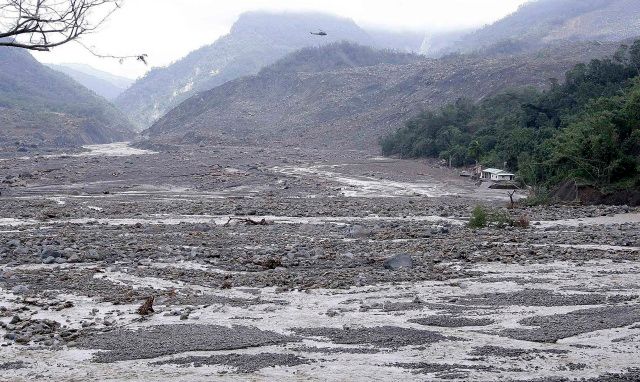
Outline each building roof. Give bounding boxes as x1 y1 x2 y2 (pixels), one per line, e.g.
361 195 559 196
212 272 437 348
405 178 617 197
482 168 515 176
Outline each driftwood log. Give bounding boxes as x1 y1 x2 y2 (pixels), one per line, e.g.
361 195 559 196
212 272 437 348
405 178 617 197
223 217 270 226
137 296 155 316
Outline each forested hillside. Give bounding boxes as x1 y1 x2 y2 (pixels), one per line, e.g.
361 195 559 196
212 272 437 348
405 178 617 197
0 48 134 147
381 41 640 192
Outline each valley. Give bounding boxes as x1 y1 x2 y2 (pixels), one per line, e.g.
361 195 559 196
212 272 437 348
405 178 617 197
0 143 638 381
2 1 640 380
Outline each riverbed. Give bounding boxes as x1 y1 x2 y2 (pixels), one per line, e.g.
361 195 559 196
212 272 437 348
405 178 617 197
0 143 638 381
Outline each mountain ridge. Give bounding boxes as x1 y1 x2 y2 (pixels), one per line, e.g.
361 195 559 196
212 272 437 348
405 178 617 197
115 11 375 131
0 48 135 147
47 63 134 100
147 40 623 151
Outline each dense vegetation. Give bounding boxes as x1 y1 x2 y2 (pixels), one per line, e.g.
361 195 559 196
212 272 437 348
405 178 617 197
381 41 640 191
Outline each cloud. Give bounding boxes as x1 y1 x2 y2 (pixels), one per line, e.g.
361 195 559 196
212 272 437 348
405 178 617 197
32 0 528 78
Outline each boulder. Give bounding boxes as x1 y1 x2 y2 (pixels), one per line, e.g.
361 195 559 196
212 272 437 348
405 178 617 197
40 247 62 259
383 254 414 270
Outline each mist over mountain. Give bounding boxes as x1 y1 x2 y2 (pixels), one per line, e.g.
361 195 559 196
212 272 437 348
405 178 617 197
119 0 640 133
0 48 135 147
48 63 134 100
261 42 420 75
434 0 640 55
115 12 375 131
364 29 426 53
147 40 621 150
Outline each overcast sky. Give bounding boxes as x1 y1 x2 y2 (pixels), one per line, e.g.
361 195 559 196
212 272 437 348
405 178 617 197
32 0 530 79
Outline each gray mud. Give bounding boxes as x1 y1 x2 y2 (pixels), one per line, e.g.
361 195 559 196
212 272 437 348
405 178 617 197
292 326 456 348
0 361 27 370
78 325 297 362
290 345 381 354
409 316 494 327
391 362 502 378
453 289 636 307
1 143 639 381
502 306 640 343
151 352 312 373
515 369 640 382
470 345 569 358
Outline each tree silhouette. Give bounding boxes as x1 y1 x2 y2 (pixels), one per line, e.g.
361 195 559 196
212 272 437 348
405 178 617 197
0 0 146 62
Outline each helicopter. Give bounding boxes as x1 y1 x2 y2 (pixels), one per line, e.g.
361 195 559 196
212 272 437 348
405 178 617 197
310 30 327 36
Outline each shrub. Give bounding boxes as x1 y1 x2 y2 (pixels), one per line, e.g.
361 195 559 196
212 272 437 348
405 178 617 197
524 188 551 206
468 206 488 228
468 206 532 229
514 215 530 228
490 210 514 228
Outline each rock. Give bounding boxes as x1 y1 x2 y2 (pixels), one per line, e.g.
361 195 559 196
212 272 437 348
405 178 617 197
40 247 62 259
354 273 367 287
312 247 324 257
11 285 28 295
86 250 104 261
383 254 413 270
347 225 372 238
67 254 81 263
340 252 355 260
326 309 341 317
15 335 31 344
42 256 56 264
14 247 29 255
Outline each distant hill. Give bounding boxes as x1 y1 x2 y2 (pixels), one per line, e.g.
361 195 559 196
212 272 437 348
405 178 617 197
436 0 640 55
146 40 620 150
115 12 375 131
0 48 135 147
365 29 426 53
261 42 420 75
48 63 134 100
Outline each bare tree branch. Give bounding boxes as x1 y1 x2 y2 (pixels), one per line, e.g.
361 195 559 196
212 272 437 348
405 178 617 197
0 0 145 63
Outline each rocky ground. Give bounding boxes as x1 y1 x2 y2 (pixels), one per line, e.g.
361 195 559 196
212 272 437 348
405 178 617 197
0 142 639 381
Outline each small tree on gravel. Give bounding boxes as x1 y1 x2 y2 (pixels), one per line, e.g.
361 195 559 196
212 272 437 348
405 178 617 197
468 206 488 229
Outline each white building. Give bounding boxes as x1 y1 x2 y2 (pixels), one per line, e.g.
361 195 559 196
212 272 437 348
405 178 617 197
479 168 515 181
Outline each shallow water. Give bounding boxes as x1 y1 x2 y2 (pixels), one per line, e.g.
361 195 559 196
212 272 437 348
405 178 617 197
0 214 464 227
0 142 157 161
535 213 640 228
273 165 456 198
75 142 158 157
2 260 638 381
